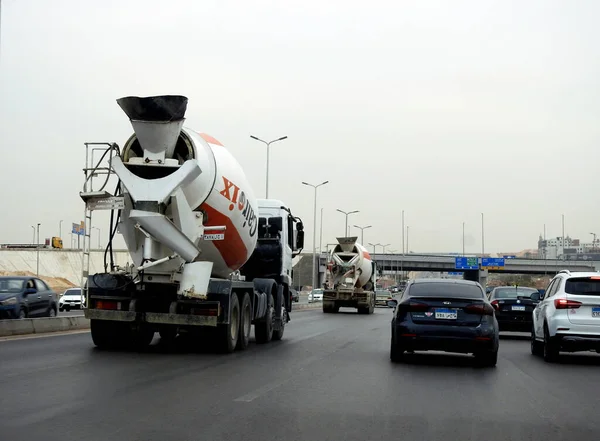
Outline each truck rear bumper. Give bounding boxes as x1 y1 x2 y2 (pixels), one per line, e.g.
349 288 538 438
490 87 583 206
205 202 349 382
84 308 218 327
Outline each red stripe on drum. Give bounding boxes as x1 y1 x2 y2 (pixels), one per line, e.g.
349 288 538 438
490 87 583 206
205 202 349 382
198 133 224 146
199 203 249 270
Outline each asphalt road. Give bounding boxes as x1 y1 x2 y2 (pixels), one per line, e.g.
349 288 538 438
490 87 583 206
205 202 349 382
1 307 600 441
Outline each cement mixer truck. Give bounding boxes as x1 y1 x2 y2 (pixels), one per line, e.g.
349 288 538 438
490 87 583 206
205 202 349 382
322 237 377 314
79 95 305 352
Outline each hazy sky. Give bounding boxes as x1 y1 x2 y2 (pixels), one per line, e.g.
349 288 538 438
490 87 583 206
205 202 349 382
1 0 599 254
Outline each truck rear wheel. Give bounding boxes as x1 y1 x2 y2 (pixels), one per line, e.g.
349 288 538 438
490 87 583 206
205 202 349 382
255 292 274 344
91 319 125 350
216 294 240 353
323 302 339 313
129 326 155 351
236 292 252 350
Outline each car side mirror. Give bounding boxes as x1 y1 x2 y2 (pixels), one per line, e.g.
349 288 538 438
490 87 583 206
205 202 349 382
530 292 541 302
387 299 398 308
24 288 36 295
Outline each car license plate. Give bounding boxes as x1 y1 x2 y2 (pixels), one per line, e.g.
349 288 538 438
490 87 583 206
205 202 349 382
512 305 526 311
435 308 457 320
592 307 600 318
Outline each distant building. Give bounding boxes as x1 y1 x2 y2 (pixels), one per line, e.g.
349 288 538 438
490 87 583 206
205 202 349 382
538 235 600 260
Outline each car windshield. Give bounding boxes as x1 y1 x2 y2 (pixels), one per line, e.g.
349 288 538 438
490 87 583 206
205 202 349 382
0 279 24 293
376 290 391 296
493 288 537 299
312 289 323 294
409 283 484 299
63 289 81 296
565 278 600 295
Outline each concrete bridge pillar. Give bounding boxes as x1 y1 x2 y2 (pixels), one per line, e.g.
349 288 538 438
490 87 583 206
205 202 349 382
463 269 488 287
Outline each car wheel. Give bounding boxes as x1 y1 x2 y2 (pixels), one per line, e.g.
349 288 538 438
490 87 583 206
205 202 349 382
18 308 26 319
48 307 56 318
390 336 405 363
475 350 498 367
530 326 543 356
543 325 559 363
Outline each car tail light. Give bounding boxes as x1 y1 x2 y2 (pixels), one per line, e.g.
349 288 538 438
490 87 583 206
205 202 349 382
554 298 582 309
397 301 429 312
465 303 495 316
490 300 499 310
408 302 430 312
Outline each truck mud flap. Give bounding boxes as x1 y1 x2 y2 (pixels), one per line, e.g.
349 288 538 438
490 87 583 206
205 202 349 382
85 309 138 322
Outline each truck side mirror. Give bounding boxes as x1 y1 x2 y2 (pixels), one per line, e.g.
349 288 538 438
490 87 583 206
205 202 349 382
530 292 541 302
296 230 305 249
295 221 304 249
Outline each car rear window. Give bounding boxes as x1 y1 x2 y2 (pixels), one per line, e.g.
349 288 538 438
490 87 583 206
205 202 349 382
493 288 537 299
409 283 484 299
565 278 600 295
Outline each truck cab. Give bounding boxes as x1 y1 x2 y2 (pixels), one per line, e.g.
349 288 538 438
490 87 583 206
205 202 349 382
239 199 304 310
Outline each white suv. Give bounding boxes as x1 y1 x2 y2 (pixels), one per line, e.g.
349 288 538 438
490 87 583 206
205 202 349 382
531 270 600 362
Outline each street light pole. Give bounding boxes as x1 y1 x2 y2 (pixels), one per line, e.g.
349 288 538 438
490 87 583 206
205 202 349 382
401 210 405 280
336 209 359 237
59 219 63 239
561 214 565 260
302 180 329 291
250 135 288 199
462 222 465 255
319 208 324 253
389 249 398 283
353 224 372 245
481 213 484 256
36 223 41 276
31 225 35 244
368 242 381 253
381 243 391 253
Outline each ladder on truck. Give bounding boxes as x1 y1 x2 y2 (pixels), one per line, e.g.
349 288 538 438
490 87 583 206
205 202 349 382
79 142 124 304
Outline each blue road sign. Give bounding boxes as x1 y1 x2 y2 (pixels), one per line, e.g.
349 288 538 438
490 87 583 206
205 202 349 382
448 272 464 276
455 257 479 270
482 257 505 268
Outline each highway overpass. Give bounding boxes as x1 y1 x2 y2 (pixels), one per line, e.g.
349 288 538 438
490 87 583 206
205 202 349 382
306 253 599 287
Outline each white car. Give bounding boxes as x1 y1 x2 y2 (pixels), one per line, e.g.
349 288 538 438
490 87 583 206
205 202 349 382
308 289 323 303
59 288 84 311
531 270 600 362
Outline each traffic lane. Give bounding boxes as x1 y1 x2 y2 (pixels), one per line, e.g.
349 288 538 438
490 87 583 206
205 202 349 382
1 310 600 440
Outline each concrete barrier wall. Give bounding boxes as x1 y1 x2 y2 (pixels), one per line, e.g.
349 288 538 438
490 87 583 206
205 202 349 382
0 249 132 285
0 316 90 337
0 304 322 337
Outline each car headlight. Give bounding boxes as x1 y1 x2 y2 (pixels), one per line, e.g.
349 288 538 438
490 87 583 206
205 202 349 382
0 297 18 305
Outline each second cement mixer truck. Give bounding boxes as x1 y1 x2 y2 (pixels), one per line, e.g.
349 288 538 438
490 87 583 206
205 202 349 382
322 237 377 314
79 95 305 353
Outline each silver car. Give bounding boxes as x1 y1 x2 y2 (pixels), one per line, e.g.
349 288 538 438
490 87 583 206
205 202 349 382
308 289 323 303
532 270 600 362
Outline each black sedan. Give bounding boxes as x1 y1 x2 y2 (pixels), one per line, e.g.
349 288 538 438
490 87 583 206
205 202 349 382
388 279 499 367
488 285 540 332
